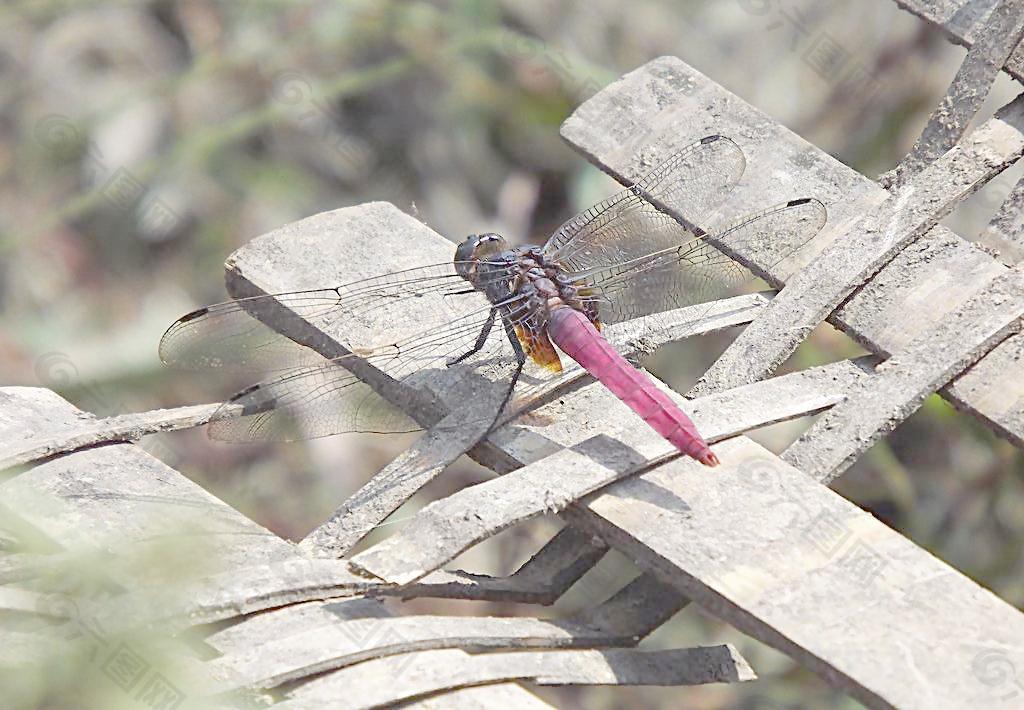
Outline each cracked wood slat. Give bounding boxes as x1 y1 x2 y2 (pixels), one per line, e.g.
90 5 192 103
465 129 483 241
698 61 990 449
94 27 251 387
895 0 1024 81
0 388 296 572
94 557 377 633
886 0 1024 187
390 525 609 605
94 528 599 629
560 56 1024 447
277 646 754 709
299 292 770 558
0 402 227 472
558 435 1024 710
979 171 1024 263
202 572 685 693
691 91 1024 395
298 411 494 559
348 359 870 585
206 572 680 657
785 263 1024 482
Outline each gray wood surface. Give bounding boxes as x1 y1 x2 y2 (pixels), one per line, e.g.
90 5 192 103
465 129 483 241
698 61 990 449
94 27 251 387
348 359 869 585
277 646 754 709
980 171 1024 262
201 572 687 694
886 0 1024 187
390 525 609 604
0 388 548 707
0 402 227 472
785 263 1024 482
564 436 1024 710
298 411 494 559
560 56 1024 449
694 91 1024 395
895 0 1024 81
0 388 295 572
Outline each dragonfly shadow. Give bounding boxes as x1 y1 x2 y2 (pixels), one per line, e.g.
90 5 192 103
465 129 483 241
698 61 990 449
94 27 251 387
612 476 693 517
571 435 693 517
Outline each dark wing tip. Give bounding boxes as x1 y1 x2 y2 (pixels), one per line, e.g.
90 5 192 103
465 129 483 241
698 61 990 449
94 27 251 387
701 134 724 144
177 306 209 323
225 383 279 416
158 307 210 364
786 197 826 212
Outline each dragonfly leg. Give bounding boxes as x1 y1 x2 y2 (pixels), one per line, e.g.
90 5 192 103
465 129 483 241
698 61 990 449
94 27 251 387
484 317 528 436
447 308 497 366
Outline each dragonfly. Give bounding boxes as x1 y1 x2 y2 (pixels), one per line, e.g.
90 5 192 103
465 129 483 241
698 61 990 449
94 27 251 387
160 135 826 467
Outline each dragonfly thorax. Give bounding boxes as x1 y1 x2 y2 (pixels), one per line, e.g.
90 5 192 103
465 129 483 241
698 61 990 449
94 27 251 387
454 235 596 325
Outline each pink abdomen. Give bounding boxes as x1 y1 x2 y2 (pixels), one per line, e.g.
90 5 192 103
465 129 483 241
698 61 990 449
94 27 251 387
547 306 718 467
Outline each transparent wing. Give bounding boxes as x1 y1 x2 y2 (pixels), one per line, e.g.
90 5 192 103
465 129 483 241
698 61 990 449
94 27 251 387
542 135 746 271
160 260 540 441
207 305 522 441
160 262 510 372
575 198 827 324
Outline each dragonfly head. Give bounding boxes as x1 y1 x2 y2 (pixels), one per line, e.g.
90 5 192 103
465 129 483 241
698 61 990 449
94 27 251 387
454 233 508 281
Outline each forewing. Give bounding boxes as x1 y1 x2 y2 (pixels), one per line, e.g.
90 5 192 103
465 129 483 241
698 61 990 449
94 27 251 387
207 304 523 441
161 258 546 441
576 198 827 324
160 262 503 372
542 135 746 271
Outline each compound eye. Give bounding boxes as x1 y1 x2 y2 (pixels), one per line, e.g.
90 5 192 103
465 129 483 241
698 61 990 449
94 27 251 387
455 235 483 279
455 235 482 261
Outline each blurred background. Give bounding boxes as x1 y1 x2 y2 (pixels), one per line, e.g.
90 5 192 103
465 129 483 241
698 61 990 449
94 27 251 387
2 0 1023 708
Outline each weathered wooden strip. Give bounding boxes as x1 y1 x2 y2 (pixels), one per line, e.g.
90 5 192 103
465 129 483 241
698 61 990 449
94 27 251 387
895 0 1024 81
691 91 1024 396
392 525 608 605
785 264 1024 482
560 435 1024 710
87 529 603 630
201 598 556 707
979 171 1024 263
202 571 689 694
348 359 869 585
886 0 1024 187
93 557 376 633
559 56 1024 447
0 389 297 571
568 570 689 640
205 608 636 693
277 646 754 709
298 412 494 559
0 402 228 472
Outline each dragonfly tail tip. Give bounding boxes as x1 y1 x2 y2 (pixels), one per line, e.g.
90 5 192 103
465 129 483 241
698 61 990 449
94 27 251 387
698 451 720 467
